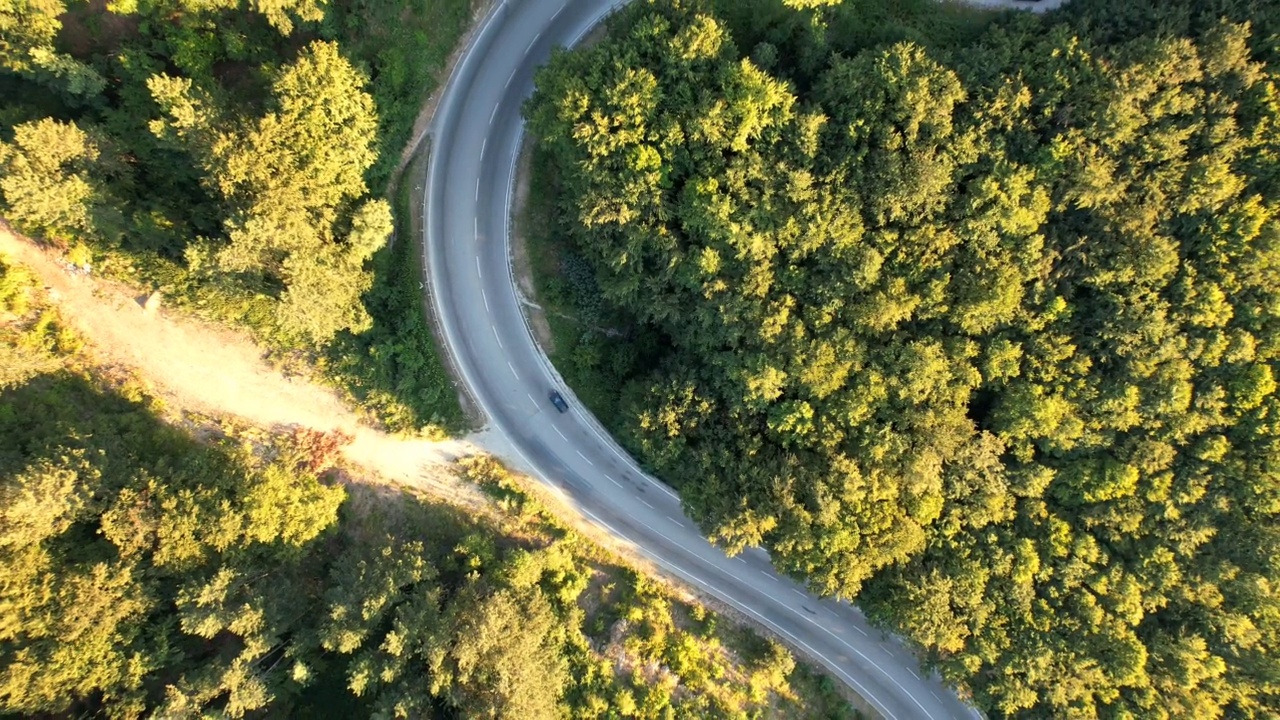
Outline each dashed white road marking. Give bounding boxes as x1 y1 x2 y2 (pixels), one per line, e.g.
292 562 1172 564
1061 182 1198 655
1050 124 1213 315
648 478 680 500
491 325 503 348
506 361 519 380
930 691 942 703
475 177 480 201
481 289 490 313
480 138 487 160
795 615 892 684
475 256 482 278
759 570 774 581
669 517 684 528
791 589 807 599
604 473 622 488
794 610 937 719
640 498 656 509
633 517 675 545
576 450 593 466
527 393 538 408
552 426 567 441
854 625 868 637
489 103 499 125
736 557 747 565
425 6 950 713
505 68 517 89
572 509 896 719
562 400 680 504
525 31 541 54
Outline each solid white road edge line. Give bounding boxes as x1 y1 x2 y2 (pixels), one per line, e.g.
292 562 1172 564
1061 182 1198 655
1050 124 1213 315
581 507 897 720
428 3 946 717
634 518 674 544
797 612 934 719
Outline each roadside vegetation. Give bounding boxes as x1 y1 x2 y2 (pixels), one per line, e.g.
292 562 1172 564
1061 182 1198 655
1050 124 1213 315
0 0 468 435
0 252 855 718
524 0 1280 716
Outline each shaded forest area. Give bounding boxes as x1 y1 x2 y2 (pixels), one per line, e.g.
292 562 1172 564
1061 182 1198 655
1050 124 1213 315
0 254 856 717
525 0 1280 716
0 0 468 433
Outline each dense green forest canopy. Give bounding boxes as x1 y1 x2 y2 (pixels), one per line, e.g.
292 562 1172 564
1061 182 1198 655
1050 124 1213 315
526 0 1280 716
0 256 853 718
1 0 390 343
0 0 470 433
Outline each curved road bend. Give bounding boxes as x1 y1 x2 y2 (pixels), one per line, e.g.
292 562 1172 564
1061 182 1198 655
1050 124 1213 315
424 1 987 718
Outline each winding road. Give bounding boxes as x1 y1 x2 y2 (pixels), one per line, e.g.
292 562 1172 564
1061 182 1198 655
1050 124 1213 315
422 1 1007 717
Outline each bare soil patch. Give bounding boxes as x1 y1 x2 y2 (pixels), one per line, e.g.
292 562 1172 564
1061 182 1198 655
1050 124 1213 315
401 147 484 427
0 224 473 489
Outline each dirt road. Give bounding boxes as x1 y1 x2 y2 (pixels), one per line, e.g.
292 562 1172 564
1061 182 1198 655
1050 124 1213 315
0 227 475 491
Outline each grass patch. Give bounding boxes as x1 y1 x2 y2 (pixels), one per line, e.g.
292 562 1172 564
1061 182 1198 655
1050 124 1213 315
323 148 469 435
329 0 474 192
520 147 654 432
304 0 477 434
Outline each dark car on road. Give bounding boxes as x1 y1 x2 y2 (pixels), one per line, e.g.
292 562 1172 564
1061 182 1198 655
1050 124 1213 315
549 390 569 413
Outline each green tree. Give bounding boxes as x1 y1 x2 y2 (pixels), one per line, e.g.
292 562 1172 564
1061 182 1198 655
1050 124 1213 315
432 585 569 719
526 0 1280 715
0 118 103 241
0 0 62 74
151 40 388 341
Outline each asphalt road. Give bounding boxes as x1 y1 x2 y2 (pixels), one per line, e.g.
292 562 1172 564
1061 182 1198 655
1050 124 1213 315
423 1 997 717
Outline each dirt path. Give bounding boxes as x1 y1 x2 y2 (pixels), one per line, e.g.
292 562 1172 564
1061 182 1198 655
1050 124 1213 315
0 226 476 492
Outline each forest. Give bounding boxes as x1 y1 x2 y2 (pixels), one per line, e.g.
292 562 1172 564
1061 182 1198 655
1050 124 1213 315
0 0 468 433
525 0 1280 716
0 0 861 716
0 254 855 717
